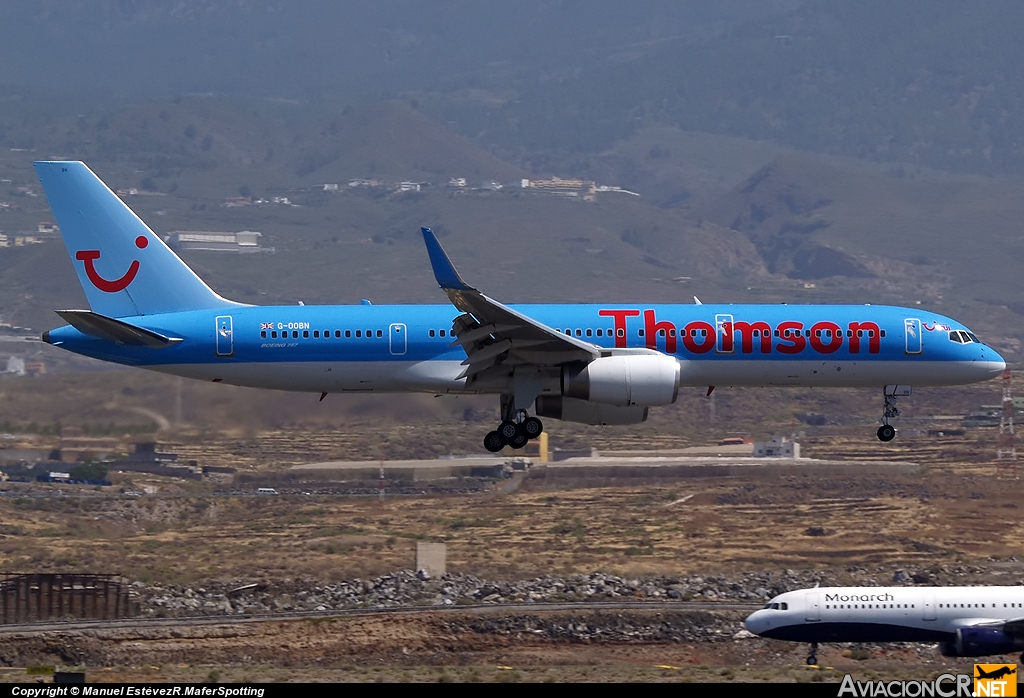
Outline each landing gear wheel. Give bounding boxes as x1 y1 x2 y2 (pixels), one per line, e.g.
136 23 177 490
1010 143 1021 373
498 420 519 441
523 416 544 440
877 424 896 442
806 654 817 666
508 429 529 450
484 431 506 453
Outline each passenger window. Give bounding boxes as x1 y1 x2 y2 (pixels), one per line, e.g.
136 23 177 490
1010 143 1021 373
429 330 435 337
617 329 624 337
565 329 572 335
313 331 319 338
596 329 603 337
659 329 666 337
669 329 676 337
303 330 309 338
292 331 299 338
781 602 787 610
261 331 267 339
335 330 341 338
377 330 383 338
586 329 592 337
345 330 351 338
356 330 361 337
365 329 371 337
271 331 277 338
638 329 644 337
880 330 886 337
576 329 582 337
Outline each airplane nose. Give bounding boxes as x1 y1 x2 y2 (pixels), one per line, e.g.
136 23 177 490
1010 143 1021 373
981 349 1007 379
744 610 768 635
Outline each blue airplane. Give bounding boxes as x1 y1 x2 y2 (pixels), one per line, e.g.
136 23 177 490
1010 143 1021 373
34 162 1005 451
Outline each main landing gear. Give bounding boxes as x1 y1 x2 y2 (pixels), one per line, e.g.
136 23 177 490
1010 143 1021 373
877 385 911 442
484 394 544 452
806 642 819 666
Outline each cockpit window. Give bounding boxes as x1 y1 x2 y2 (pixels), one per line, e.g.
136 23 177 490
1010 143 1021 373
948 330 979 344
781 602 788 610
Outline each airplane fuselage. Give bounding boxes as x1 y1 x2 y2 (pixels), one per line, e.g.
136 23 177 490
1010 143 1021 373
746 586 1024 658
44 302 1004 395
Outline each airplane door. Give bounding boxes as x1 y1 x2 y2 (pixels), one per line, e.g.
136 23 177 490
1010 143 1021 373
905 318 923 355
389 323 407 356
215 315 234 357
922 593 936 621
805 592 820 621
715 314 734 354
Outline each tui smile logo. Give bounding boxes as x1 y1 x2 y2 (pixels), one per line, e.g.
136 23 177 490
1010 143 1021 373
76 236 148 292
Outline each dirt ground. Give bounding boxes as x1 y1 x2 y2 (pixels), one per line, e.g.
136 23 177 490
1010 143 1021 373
0 373 1019 681
0 608 994 683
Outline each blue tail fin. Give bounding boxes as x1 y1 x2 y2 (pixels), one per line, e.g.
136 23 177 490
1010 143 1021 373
34 161 241 317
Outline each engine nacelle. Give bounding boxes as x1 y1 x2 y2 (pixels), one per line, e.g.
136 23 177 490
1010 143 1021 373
940 627 1024 657
535 396 648 425
562 354 680 407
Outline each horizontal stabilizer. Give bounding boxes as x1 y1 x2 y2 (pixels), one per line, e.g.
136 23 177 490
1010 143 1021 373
54 310 183 348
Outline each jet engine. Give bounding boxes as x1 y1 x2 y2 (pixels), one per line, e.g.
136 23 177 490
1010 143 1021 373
535 396 648 425
939 627 1024 657
561 354 680 407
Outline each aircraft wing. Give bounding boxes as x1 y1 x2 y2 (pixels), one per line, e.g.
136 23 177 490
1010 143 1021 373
972 615 1024 634
421 228 599 380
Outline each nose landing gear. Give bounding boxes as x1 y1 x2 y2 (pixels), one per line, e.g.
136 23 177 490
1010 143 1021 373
877 385 911 442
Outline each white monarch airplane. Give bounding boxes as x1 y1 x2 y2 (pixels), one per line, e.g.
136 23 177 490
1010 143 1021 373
32 161 1006 450
745 586 1024 665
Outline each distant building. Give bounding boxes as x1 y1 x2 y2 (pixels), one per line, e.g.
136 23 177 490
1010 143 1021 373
0 235 7 248
397 181 421 192
37 222 59 234
449 178 467 188
4 357 24 375
170 231 267 253
753 436 800 459
223 196 253 207
129 442 177 463
322 183 339 192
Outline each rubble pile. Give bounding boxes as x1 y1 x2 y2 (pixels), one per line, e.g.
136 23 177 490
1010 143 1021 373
135 563 1020 618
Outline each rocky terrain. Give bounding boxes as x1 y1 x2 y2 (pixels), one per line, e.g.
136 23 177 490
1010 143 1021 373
137 562 1024 618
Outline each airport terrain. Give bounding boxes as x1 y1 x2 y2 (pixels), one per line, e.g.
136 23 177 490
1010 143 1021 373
0 370 1018 680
